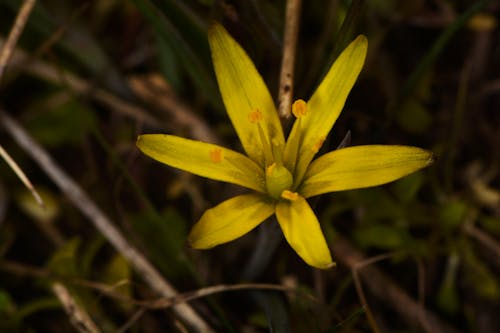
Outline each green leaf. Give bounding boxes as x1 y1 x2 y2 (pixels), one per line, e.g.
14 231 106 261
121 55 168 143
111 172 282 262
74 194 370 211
102 255 132 311
463 247 500 300
131 209 189 278
348 188 404 222
397 98 432 134
438 200 467 230
254 292 290 333
131 0 219 106
15 187 60 223
353 225 409 250
479 216 500 236
391 171 424 204
26 97 96 147
436 254 460 315
46 238 81 278
0 290 12 312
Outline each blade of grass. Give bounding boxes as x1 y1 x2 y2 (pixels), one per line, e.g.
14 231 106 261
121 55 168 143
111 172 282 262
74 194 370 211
131 0 220 107
393 0 493 110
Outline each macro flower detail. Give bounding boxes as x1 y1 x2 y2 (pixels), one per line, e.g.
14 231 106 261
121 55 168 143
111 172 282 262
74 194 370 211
137 23 433 269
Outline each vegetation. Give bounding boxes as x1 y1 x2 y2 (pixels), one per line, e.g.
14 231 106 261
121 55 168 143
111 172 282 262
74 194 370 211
0 1 499 332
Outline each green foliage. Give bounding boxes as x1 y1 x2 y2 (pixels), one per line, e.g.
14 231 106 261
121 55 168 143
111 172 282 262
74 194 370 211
131 208 190 278
1 0 499 331
26 97 96 147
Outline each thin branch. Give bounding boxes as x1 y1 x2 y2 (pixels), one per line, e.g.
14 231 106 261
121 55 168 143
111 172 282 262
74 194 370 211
352 253 394 333
332 237 460 333
128 74 220 143
463 223 500 262
0 0 37 81
0 144 44 207
278 0 302 118
52 282 101 333
0 38 159 127
0 110 214 333
0 259 312 311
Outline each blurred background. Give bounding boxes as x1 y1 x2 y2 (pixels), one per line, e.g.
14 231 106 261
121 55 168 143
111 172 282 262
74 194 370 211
1 0 499 332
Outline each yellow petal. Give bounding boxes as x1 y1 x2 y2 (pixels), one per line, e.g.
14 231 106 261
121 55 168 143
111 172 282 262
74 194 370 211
275 196 334 269
284 35 368 185
300 145 434 198
188 194 275 249
137 134 265 192
209 23 284 166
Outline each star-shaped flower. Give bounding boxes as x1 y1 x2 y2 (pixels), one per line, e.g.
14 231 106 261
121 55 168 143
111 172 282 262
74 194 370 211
137 23 433 269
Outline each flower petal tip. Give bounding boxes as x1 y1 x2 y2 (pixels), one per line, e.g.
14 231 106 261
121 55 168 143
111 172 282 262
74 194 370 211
426 152 436 166
187 234 211 250
323 261 337 270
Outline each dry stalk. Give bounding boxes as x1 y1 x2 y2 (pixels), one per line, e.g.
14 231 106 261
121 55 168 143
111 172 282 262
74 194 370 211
278 0 302 118
0 0 37 81
333 237 460 333
0 110 213 333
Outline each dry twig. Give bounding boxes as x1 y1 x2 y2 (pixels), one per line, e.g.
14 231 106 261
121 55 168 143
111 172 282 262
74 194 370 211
0 110 213 333
0 0 37 81
278 0 302 118
0 144 44 207
128 74 220 143
333 237 460 333
52 282 101 333
0 38 159 126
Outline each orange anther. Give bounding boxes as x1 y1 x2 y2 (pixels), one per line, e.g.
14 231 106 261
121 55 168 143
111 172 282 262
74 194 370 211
281 190 299 201
292 99 307 118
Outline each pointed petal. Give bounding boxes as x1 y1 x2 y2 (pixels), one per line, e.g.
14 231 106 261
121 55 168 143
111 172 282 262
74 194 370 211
300 145 434 198
275 196 334 269
284 36 368 185
137 134 265 192
188 194 275 249
209 23 284 166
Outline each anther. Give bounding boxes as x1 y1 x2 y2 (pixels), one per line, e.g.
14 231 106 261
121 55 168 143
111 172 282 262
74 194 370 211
292 99 307 118
281 190 299 201
266 163 276 176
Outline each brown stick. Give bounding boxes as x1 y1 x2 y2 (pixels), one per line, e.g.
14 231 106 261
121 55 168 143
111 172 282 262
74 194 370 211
0 40 159 127
278 0 302 118
0 110 214 333
0 144 44 207
0 0 37 81
332 237 460 333
52 282 101 333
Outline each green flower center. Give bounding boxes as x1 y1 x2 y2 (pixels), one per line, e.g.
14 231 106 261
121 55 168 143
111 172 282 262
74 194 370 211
265 163 293 199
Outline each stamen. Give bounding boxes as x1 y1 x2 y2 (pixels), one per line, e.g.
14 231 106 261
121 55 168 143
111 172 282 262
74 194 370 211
311 137 326 153
292 99 307 118
248 109 263 123
209 148 223 163
281 190 299 201
271 138 284 165
249 108 273 165
266 163 276 176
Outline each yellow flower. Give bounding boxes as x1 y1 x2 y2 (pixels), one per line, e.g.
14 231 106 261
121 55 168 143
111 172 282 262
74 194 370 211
137 23 433 269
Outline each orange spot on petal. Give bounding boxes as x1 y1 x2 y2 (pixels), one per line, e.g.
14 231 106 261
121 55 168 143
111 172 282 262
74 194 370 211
209 148 223 163
311 137 325 153
248 109 263 123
